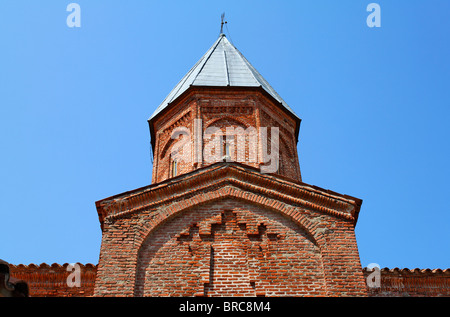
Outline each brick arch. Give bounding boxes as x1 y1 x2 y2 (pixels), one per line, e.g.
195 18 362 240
134 186 327 252
94 172 367 297
160 128 190 159
133 192 327 296
160 137 176 159
204 116 249 131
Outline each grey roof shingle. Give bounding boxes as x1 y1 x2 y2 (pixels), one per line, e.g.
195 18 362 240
148 34 299 121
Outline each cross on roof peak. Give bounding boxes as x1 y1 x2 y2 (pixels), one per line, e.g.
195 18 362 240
220 13 227 35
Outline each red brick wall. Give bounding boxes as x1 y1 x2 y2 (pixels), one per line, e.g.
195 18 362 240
8 263 96 297
10 260 450 297
364 268 450 297
94 163 367 297
8 263 449 297
134 199 326 297
150 87 301 184
93 86 365 297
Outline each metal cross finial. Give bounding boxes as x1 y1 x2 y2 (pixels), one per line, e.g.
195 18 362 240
220 13 227 34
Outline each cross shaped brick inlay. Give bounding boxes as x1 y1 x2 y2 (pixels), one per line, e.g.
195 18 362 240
175 210 281 296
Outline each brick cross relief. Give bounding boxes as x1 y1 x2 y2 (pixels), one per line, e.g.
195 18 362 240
176 210 281 296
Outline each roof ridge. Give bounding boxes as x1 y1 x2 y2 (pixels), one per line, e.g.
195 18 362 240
226 36 260 87
191 35 224 85
230 39 294 114
223 50 230 86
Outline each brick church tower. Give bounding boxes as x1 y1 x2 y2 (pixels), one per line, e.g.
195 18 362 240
93 33 367 296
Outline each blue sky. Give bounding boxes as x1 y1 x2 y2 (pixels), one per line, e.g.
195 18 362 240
1 1 449 271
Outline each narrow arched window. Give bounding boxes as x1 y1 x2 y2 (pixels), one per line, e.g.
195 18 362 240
222 140 231 161
171 159 177 177
225 142 230 157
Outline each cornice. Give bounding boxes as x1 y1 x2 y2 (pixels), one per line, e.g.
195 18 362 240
96 162 362 229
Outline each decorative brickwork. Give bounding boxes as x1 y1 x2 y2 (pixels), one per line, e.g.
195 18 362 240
94 76 365 296
134 200 326 297
8 263 96 297
94 162 366 297
6 263 449 297
150 87 301 184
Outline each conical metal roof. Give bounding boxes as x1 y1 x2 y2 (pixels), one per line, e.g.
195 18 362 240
149 33 299 121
